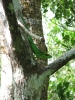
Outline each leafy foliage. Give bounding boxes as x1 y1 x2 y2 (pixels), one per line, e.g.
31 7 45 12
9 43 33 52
42 0 75 27
42 0 75 100
47 66 75 100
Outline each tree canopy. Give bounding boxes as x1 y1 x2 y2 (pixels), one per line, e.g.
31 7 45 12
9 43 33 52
41 0 75 100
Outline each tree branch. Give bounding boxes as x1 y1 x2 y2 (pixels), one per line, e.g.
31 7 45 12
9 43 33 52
18 20 42 40
42 48 75 76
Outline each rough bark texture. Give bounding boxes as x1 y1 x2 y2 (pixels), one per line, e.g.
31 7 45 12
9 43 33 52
20 0 49 99
1 0 49 100
0 11 13 100
20 0 48 66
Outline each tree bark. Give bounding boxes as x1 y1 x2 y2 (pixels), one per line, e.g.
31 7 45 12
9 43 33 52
1 0 49 99
20 0 49 99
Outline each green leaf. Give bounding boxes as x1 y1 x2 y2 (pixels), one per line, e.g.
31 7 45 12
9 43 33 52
63 35 70 41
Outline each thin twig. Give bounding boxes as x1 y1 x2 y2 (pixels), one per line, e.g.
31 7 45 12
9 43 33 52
17 20 42 40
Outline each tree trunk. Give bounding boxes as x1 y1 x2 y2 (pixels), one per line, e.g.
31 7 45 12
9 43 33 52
0 13 13 100
20 0 48 66
1 0 49 100
20 0 49 99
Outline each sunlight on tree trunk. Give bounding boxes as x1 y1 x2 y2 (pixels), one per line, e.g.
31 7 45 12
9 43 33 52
0 16 13 99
